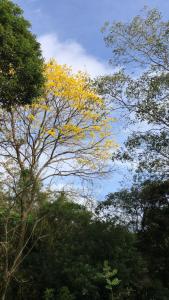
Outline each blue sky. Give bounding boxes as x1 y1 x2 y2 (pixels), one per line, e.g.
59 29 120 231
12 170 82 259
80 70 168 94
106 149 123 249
14 0 169 64
14 0 169 199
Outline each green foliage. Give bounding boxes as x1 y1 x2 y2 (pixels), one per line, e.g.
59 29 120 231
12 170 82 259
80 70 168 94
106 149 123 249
1 186 168 299
43 289 55 300
103 261 120 290
103 8 169 69
0 0 44 107
97 8 169 179
98 180 169 299
98 10 169 296
9 196 145 300
57 287 75 300
100 260 121 300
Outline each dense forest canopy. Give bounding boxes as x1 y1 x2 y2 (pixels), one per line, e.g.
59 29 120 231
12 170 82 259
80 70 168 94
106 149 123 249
0 0 44 107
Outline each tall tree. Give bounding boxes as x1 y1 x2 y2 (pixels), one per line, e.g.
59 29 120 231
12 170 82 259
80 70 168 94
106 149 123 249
97 8 169 179
0 0 44 107
0 60 115 299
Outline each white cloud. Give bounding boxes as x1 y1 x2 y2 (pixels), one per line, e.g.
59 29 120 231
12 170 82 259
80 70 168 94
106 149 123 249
38 33 113 77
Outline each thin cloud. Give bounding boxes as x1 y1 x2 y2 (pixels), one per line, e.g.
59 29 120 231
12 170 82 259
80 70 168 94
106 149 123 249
39 33 113 77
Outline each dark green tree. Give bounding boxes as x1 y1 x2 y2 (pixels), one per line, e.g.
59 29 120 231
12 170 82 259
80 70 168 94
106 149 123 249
12 194 147 300
138 181 169 299
98 180 169 299
96 187 143 232
0 0 44 107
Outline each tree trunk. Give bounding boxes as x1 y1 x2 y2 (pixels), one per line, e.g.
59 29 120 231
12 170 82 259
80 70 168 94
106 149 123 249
1 278 9 300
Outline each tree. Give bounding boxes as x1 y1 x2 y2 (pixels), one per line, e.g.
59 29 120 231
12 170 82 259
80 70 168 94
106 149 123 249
57 287 75 300
97 180 169 229
43 288 55 300
97 10 169 297
101 261 120 300
0 60 115 193
0 60 114 184
0 0 44 107
0 174 47 300
98 180 169 299
0 60 115 299
138 181 169 299
96 187 143 232
15 195 146 300
97 8 169 179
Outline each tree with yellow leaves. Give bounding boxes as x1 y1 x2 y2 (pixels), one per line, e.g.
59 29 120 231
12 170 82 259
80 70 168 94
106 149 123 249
0 61 116 299
0 60 116 187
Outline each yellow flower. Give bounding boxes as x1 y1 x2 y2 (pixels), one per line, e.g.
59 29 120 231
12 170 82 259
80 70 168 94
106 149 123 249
47 129 56 137
28 114 35 121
